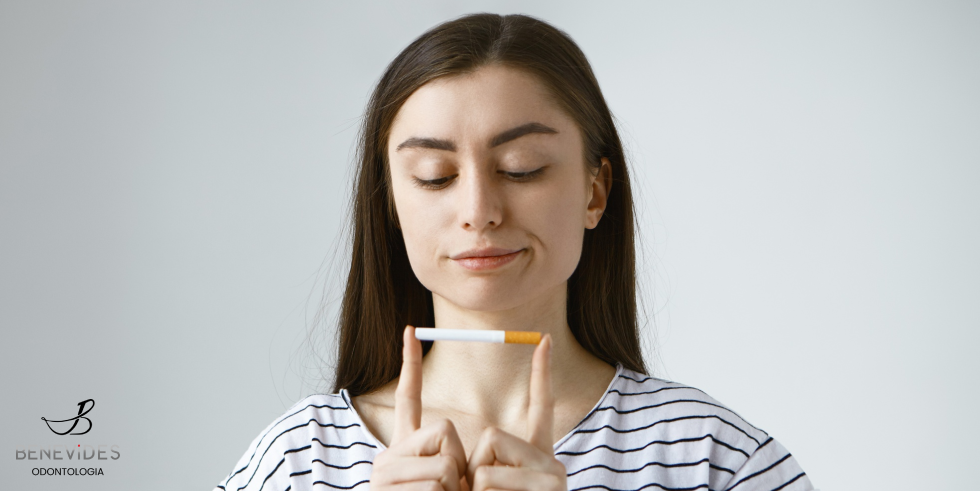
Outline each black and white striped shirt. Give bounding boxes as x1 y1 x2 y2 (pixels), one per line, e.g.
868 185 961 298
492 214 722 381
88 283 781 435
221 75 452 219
215 364 815 491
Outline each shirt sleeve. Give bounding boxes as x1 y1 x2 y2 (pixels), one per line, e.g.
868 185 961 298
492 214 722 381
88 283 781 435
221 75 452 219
212 409 299 491
719 436 816 491
213 425 273 491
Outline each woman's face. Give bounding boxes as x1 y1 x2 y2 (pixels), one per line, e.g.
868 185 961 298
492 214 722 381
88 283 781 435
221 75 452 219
387 64 609 312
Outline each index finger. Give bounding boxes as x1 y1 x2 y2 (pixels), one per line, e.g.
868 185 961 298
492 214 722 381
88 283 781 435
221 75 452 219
391 325 423 445
527 333 554 454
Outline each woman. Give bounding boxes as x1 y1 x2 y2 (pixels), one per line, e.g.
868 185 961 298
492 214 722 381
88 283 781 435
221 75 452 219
215 13 815 491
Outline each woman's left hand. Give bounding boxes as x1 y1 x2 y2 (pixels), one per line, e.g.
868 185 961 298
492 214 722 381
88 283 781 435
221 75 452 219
465 334 568 491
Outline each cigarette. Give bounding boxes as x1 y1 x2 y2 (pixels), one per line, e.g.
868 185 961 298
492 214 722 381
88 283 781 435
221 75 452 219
414 328 541 345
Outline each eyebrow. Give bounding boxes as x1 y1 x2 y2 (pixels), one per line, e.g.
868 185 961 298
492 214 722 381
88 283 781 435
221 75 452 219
395 122 558 152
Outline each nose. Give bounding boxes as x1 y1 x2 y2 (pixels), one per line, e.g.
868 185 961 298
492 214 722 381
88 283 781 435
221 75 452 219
457 164 503 232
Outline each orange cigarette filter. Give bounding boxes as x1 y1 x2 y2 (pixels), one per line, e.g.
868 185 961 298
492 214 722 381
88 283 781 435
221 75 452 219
504 331 542 344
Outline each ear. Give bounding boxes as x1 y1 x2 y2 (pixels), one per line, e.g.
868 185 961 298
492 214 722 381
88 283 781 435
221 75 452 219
585 158 612 229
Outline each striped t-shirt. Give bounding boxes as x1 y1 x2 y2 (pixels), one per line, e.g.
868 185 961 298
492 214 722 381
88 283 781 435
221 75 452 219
215 364 815 491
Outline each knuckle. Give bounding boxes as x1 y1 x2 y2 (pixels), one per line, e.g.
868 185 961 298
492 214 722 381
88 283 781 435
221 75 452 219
481 426 500 440
394 384 412 397
474 465 492 482
438 455 456 476
485 426 506 444
434 418 455 434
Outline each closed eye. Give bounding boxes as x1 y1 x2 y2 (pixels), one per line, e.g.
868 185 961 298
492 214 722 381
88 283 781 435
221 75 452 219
411 167 545 190
412 175 455 190
505 168 545 181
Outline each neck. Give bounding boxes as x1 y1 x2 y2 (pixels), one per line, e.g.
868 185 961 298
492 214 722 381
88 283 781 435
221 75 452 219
418 281 612 427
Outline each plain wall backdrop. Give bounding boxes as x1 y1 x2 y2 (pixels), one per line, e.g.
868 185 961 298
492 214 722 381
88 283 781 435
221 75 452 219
1 1 977 489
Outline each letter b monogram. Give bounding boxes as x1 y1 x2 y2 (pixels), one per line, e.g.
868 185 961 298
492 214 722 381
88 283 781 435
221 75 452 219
42 399 94 435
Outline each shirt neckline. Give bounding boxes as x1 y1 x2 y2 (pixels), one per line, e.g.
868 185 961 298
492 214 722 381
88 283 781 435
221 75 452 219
339 362 624 452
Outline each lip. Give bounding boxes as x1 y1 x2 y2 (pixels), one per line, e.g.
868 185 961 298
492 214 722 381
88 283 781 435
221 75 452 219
451 247 525 271
451 247 523 260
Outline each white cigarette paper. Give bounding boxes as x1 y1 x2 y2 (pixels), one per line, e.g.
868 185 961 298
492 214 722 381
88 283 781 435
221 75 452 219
414 327 541 344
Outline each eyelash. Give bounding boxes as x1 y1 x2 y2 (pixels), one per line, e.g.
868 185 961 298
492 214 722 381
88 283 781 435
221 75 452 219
412 168 545 190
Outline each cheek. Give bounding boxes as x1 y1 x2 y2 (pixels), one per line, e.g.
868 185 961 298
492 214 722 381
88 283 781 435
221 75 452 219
526 176 589 262
391 186 448 280
402 216 438 261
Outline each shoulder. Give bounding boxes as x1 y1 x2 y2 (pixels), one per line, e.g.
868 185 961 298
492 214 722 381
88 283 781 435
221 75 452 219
214 393 378 491
242 393 360 457
554 367 815 491
609 368 773 448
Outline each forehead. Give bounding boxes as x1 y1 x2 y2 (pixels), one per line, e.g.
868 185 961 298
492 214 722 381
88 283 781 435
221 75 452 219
388 65 574 147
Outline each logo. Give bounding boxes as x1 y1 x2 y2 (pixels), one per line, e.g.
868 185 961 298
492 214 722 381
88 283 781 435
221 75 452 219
15 398 120 477
41 399 94 436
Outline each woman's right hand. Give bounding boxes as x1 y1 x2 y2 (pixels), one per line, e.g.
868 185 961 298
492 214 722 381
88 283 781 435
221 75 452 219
369 325 469 491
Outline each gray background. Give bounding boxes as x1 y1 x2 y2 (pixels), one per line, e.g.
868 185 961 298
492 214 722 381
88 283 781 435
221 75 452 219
1 1 977 489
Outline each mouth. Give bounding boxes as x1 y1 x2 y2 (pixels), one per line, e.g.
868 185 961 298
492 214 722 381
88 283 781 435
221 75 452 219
451 247 523 260
452 249 525 271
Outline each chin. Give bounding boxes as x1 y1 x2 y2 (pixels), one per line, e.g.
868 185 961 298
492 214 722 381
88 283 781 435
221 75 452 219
434 289 525 312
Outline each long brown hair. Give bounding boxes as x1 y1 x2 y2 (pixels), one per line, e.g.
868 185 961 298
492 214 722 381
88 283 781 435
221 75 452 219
331 13 646 396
